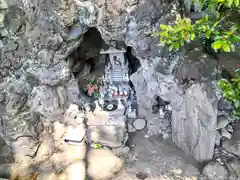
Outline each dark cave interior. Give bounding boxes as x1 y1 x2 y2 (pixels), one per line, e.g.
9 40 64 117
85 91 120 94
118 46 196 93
67 27 141 98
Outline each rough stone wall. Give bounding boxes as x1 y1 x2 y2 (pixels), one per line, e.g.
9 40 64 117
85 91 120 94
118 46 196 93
0 0 233 171
0 1 183 177
0 0 179 140
171 48 220 162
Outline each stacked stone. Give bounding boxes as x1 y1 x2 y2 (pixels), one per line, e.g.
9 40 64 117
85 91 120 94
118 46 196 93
215 98 238 147
84 102 128 148
146 104 172 140
203 127 240 180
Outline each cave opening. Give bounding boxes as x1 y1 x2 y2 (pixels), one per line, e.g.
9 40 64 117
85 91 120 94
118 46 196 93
67 27 141 103
125 46 141 75
68 27 106 77
125 46 141 94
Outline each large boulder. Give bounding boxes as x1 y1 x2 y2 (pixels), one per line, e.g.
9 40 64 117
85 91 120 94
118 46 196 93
172 84 217 162
172 49 219 162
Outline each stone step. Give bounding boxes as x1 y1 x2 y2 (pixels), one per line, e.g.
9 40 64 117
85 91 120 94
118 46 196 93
86 115 127 148
86 125 128 148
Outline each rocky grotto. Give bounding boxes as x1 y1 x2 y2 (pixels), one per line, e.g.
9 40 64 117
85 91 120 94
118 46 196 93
0 0 240 179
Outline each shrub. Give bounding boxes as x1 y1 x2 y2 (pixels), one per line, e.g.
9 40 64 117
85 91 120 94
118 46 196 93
153 0 240 116
153 0 240 52
218 67 240 116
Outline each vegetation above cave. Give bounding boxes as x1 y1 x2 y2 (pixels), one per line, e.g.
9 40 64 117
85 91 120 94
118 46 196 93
154 0 240 53
154 0 240 116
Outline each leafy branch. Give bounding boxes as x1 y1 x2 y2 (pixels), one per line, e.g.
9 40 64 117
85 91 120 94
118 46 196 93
218 67 240 116
153 0 240 52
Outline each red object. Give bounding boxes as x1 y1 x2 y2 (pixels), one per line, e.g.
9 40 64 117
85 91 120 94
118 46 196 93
87 86 94 96
237 64 240 68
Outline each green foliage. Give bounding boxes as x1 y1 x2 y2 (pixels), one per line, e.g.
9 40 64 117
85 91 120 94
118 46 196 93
153 0 240 52
197 0 239 9
218 68 240 116
92 142 104 149
153 15 194 51
154 0 240 116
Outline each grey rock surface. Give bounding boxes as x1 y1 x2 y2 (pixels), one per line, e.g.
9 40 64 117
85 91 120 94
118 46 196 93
125 132 200 178
175 48 218 83
222 129 240 157
217 116 229 129
0 164 11 179
28 85 63 117
172 84 217 162
221 128 232 139
218 98 235 111
215 131 222 147
202 162 228 180
66 78 89 106
0 0 180 146
25 61 71 86
225 157 240 179
4 75 32 115
171 49 219 162
0 0 235 178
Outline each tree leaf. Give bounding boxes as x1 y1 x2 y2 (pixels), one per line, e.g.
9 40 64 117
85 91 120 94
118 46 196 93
174 43 180 49
231 35 240 43
191 33 196 40
205 31 211 39
213 21 220 27
214 36 222 41
227 0 233 7
169 45 174 51
160 24 170 30
234 0 239 6
176 14 181 22
212 41 223 49
235 68 240 74
222 44 231 52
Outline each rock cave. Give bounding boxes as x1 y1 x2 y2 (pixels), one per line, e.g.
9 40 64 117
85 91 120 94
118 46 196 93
0 0 240 179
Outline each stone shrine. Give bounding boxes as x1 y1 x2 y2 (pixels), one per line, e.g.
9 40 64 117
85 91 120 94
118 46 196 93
99 47 137 119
